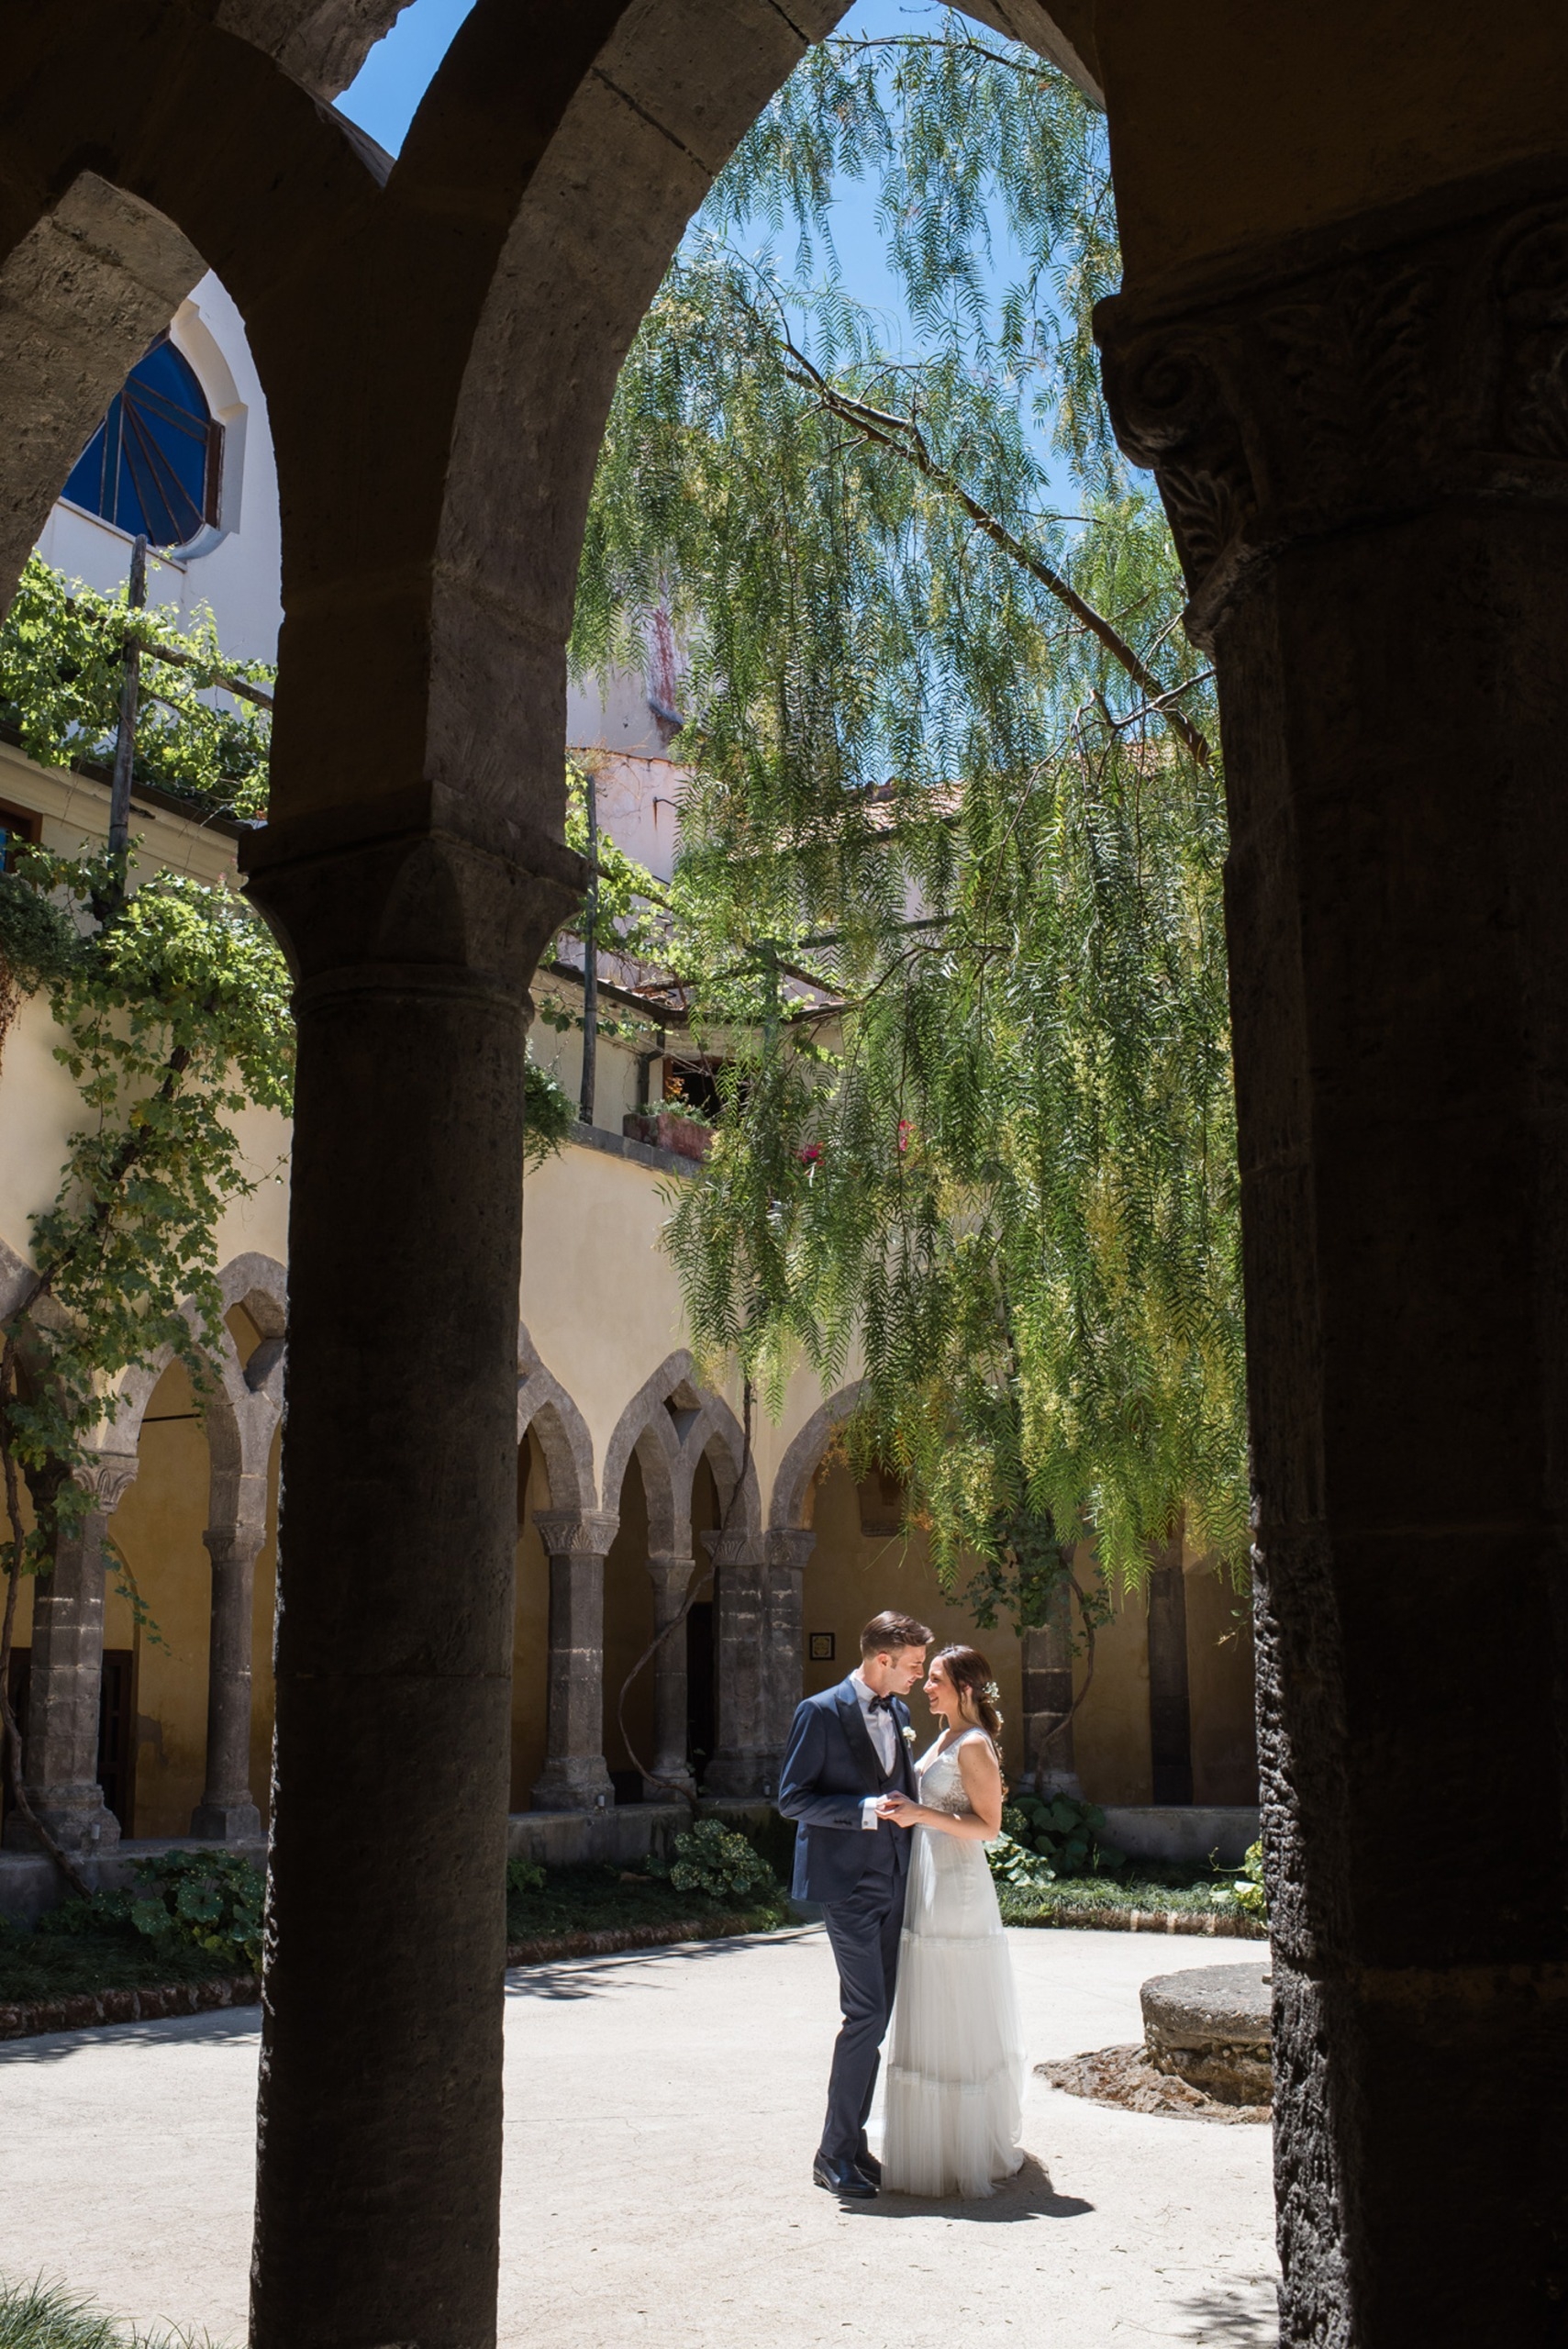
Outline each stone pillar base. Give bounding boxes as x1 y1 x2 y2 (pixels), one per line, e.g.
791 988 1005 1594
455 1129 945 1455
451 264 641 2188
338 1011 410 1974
189 1800 264 1842
3 1786 121 1854
642 1766 695 1803
1037 1769 1084 1800
702 1747 780 1801
529 1759 616 1813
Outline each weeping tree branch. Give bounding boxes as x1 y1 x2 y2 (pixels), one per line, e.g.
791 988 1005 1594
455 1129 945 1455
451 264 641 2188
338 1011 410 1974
778 337 1212 769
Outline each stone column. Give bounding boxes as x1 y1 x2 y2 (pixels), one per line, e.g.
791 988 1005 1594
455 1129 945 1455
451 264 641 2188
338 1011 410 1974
241 807 582 2349
762 1529 812 1784
4 1453 137 1854
1021 1571 1081 1798
1099 166 1568 2345
642 1548 695 1800
529 1509 618 1811
701 1528 770 1797
190 1519 265 1842
1145 1543 1193 1807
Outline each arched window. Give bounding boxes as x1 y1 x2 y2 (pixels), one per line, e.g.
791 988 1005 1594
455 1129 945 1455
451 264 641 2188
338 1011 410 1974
63 333 222 549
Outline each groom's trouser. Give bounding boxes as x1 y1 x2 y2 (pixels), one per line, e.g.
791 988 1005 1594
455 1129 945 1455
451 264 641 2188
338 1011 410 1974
818 1834 906 2165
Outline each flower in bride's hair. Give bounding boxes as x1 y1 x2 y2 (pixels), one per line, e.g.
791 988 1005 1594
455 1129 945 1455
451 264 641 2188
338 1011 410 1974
983 1681 1001 1704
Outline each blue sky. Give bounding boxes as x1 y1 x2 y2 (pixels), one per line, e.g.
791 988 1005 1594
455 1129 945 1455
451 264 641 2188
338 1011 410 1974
338 0 1025 363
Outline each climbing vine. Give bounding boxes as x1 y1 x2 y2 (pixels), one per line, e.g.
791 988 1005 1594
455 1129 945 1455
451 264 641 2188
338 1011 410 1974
0 558 577 1876
0 553 273 821
0 843 294 1880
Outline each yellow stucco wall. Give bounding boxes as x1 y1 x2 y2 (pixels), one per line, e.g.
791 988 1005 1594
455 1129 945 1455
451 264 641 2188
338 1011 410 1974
1185 1563 1258 1807
509 1433 551 1811
107 1358 212 1838
800 1459 1027 1781
602 1456 656 1784
1070 1568 1153 1808
0 738 1255 1831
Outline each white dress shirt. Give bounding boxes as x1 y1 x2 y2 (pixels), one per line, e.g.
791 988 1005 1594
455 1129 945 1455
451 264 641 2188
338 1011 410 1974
851 1667 898 1828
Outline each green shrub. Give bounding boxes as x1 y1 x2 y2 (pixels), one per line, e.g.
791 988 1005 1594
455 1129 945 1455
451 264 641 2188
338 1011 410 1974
38 1850 262 1974
0 2274 222 2346
506 1857 546 1897
648 1819 782 1905
1207 1839 1267 1922
737 1808 798 1886
991 1793 1126 1886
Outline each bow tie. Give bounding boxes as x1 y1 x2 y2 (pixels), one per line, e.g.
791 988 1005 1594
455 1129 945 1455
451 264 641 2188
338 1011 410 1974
867 1695 895 1714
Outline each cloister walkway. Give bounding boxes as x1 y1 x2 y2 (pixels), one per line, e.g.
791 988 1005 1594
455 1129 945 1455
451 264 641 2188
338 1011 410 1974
3 1927 1275 2346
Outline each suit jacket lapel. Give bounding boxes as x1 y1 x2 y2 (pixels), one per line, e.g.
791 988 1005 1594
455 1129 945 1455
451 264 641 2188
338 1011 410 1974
836 1682 883 1794
893 1698 917 1795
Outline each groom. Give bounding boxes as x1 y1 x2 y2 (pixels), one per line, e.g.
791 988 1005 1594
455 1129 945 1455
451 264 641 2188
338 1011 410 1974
778 1609 933 2198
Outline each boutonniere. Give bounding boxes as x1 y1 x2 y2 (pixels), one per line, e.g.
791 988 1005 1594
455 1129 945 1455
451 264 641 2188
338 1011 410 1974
900 1724 917 1747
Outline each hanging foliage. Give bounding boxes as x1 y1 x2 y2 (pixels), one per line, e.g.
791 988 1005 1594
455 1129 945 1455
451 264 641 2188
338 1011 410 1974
0 554 273 820
574 11 1245 1593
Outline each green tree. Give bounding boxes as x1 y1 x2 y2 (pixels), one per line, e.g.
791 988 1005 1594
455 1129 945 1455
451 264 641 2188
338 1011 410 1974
574 12 1244 1600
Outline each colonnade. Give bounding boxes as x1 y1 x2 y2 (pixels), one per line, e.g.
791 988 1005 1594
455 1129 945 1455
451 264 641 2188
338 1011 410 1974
4 1305 839 1842
2 1252 285 1856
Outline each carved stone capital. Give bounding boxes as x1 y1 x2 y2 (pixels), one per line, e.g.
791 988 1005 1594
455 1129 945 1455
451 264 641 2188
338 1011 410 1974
1096 166 1568 645
72 1453 139 1514
700 1528 766 1570
645 1549 695 1600
764 1528 815 1574
532 1509 618 1559
239 784 587 1012
204 1521 268 1570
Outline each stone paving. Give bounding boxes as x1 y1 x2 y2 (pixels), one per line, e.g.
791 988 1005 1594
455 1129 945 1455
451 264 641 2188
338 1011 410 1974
2 1925 1277 2346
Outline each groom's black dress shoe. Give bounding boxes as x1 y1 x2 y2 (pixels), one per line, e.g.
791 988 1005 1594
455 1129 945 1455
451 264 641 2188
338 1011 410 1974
854 2151 883 2185
814 2153 877 2199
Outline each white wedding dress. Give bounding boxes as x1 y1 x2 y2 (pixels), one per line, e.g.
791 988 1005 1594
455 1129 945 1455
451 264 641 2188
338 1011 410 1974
878 1728 1026 2198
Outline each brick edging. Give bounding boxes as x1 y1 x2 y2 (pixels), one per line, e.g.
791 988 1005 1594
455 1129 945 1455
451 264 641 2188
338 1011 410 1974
0 1972 261 2042
0 1918 778 2043
504 1913 773 1965
0 1908 1261 2041
1009 1907 1268 1938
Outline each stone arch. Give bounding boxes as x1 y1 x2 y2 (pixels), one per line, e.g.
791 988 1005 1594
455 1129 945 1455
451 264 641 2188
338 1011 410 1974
685 1386 762 1538
515 1324 594 1514
768 1381 864 1532
600 1350 695 1551
0 29 383 629
104 1255 279 1456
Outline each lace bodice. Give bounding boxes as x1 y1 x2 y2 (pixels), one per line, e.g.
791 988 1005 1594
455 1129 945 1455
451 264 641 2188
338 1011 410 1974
917 1730 993 1816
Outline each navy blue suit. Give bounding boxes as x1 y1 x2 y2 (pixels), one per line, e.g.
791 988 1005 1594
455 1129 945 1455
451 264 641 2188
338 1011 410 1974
778 1675 919 2165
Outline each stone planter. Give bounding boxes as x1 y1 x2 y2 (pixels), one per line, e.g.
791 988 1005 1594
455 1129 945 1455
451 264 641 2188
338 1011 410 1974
1140 1958 1272 2106
623 1110 714 1161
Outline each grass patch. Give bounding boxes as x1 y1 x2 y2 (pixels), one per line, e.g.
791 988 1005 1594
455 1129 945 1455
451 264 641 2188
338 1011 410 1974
998 1874 1265 1930
0 2275 224 2347
0 1915 241 2007
506 1860 785 1943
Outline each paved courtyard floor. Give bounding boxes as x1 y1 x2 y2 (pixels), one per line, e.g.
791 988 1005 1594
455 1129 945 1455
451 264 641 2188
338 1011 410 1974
3 1925 1276 2346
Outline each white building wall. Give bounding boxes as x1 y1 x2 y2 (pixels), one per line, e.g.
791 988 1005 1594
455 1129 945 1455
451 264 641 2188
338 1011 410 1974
34 274 284 668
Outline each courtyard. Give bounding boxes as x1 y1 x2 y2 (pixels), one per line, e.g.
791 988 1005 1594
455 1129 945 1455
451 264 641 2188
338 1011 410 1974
3 1925 1274 2347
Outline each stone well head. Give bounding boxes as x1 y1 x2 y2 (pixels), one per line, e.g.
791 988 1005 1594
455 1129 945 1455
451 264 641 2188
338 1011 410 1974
1140 1960 1273 2108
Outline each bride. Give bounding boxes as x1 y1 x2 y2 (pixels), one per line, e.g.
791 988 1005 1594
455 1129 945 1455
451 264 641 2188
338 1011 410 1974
873 1643 1025 2199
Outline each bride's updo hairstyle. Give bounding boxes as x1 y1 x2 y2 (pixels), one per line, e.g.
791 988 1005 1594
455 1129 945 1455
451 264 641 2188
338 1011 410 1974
934 1644 1004 1749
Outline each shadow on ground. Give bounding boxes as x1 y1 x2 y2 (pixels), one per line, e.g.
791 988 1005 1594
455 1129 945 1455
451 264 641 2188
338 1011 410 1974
847 2153 1094 2224
0 2006 261 2066
1173 2279 1279 2343
505 1930 815 2003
